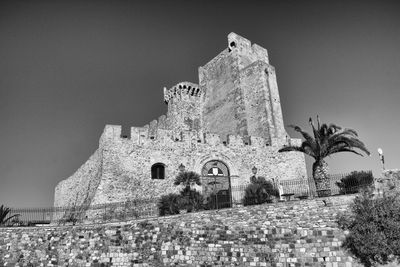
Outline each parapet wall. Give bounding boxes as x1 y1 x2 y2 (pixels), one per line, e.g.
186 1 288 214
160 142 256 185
100 124 299 149
1 195 362 266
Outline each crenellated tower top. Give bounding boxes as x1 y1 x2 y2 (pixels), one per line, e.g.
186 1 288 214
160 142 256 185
163 82 202 104
163 81 203 134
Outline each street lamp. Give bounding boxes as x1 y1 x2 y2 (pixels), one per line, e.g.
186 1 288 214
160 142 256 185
377 148 385 171
251 166 258 183
252 166 258 176
178 163 186 173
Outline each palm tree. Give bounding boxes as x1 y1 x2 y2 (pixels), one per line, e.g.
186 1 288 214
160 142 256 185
0 205 20 226
174 171 201 194
278 116 370 197
174 171 203 212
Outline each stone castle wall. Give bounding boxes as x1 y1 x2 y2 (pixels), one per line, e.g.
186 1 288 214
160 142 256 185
53 149 102 208
87 125 307 206
54 122 307 208
1 195 362 266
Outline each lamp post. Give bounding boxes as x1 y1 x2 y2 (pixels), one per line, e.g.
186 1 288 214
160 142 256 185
252 166 258 176
178 163 186 173
251 166 258 183
377 148 385 171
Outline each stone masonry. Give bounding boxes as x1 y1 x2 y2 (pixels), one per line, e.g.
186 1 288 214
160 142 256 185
54 33 307 209
1 195 362 266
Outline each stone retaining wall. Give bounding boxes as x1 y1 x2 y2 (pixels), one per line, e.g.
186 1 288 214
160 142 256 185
0 195 361 266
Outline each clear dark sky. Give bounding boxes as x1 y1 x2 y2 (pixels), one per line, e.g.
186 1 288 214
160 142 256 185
1 0 399 207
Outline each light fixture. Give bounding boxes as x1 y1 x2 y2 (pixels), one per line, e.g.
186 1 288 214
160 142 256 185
252 166 258 175
178 163 186 172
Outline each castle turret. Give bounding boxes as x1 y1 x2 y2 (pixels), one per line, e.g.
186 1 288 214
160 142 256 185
163 82 203 136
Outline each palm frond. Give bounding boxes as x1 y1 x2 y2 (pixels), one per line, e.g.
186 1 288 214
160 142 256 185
331 128 359 139
309 117 320 141
328 147 364 157
301 142 317 158
278 146 305 153
3 214 20 223
319 123 329 137
326 137 370 157
282 117 370 161
327 124 342 135
288 125 317 150
321 140 351 158
341 137 369 154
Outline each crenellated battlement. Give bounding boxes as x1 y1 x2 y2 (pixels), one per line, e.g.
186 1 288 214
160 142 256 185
163 82 202 104
100 124 300 150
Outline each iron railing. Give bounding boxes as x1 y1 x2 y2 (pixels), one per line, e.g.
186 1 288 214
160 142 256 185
2 171 374 227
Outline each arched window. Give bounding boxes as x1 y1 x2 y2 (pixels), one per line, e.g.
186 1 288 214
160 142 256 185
151 163 165 179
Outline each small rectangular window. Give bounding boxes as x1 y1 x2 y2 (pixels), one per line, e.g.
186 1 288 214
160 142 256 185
151 163 165 179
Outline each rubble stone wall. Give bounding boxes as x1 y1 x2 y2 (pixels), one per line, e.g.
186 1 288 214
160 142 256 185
0 195 362 266
89 125 307 206
53 149 102 208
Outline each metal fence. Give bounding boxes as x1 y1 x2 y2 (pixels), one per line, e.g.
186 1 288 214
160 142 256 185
2 171 374 227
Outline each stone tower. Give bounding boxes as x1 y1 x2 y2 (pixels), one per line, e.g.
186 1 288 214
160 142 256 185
163 82 203 138
199 32 287 145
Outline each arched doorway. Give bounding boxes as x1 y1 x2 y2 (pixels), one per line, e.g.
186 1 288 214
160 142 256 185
201 160 232 209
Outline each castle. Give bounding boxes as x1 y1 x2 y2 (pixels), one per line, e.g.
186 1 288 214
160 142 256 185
54 33 307 208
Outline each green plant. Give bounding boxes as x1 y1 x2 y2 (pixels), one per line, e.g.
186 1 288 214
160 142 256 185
180 190 204 212
174 171 204 212
158 193 181 216
174 171 201 192
0 205 20 226
337 189 400 266
243 177 279 206
336 171 374 194
278 116 370 197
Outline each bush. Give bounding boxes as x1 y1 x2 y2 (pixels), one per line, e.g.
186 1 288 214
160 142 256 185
158 193 181 216
336 171 374 194
159 171 206 216
243 177 279 206
337 189 400 266
159 190 205 215
179 189 205 212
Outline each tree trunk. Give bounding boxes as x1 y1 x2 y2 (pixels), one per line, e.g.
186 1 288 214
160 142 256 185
312 160 331 197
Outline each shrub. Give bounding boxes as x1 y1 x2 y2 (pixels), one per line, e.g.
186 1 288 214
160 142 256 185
337 189 400 266
158 193 181 216
336 171 374 194
243 177 279 206
181 189 204 212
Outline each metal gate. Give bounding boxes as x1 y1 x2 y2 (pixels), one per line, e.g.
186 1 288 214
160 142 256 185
201 160 232 209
